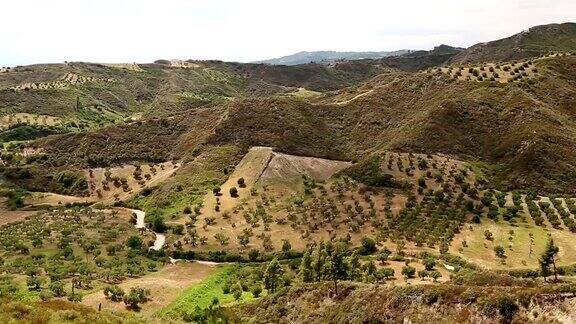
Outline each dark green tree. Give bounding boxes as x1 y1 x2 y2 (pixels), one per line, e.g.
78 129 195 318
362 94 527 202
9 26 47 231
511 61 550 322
49 280 65 297
494 245 506 259
263 258 283 293
282 240 292 253
401 265 416 279
123 286 151 310
325 242 350 295
423 257 436 271
126 235 143 249
251 284 262 298
104 285 125 302
298 251 313 283
539 238 559 281
361 236 377 255
379 267 395 280
231 282 243 301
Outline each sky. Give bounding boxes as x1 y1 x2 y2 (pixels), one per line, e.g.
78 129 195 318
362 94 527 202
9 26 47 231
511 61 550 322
0 0 574 66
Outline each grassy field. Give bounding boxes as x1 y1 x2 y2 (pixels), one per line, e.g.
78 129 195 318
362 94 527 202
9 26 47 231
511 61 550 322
156 265 257 320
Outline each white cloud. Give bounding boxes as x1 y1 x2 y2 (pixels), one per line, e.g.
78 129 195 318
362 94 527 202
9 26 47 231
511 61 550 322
0 0 574 65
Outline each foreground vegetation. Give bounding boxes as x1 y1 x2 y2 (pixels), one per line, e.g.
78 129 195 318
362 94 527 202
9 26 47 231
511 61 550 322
0 207 165 304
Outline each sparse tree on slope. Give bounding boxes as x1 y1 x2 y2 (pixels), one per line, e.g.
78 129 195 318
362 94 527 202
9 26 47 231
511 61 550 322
325 242 350 295
539 237 559 282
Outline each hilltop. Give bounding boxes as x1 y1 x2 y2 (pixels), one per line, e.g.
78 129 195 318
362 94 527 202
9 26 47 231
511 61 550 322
377 44 463 71
450 22 576 63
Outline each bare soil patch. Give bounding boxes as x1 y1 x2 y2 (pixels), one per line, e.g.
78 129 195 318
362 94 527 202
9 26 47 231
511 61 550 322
82 262 217 317
0 198 36 226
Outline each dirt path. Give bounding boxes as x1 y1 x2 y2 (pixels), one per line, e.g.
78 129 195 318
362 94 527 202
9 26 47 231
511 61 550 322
152 233 166 251
132 209 146 228
26 192 93 206
0 200 36 226
130 209 165 251
336 89 374 105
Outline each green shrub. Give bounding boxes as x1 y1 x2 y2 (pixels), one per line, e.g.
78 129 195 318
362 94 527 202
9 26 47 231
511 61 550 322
401 266 416 278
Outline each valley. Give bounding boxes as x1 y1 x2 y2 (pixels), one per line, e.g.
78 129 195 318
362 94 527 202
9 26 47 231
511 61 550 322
1 21 576 323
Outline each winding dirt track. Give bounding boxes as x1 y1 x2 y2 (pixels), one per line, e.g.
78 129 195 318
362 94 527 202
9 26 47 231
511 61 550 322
131 209 165 250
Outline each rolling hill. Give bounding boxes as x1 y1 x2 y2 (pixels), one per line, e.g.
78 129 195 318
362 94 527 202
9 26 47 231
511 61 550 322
8 51 576 196
450 22 576 63
3 22 576 324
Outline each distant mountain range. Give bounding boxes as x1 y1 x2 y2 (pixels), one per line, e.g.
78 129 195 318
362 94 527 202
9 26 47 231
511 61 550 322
252 50 411 65
253 22 576 66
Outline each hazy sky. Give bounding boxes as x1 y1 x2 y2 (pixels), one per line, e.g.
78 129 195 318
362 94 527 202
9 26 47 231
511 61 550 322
1 0 574 66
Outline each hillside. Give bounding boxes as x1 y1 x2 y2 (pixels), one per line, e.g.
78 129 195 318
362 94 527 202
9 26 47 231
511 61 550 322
450 22 576 63
6 55 575 196
3 21 576 324
253 45 463 72
231 281 576 323
378 44 463 71
208 55 576 193
0 59 388 143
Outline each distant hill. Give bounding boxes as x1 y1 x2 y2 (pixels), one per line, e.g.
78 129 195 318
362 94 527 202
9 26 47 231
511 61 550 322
253 50 410 65
378 44 463 71
402 44 464 58
450 22 576 63
4 23 576 195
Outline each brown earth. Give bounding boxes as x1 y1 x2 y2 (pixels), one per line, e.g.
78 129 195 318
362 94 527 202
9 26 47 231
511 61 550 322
82 262 218 318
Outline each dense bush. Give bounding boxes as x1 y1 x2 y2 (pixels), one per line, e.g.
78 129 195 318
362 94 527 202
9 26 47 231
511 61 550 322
341 156 397 188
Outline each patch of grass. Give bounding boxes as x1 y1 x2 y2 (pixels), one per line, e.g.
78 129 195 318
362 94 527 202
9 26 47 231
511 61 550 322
340 155 398 188
464 161 492 185
12 289 41 303
179 91 229 107
286 88 322 100
156 265 255 319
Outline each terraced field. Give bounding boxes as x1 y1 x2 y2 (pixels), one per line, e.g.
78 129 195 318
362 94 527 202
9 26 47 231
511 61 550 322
428 52 572 83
